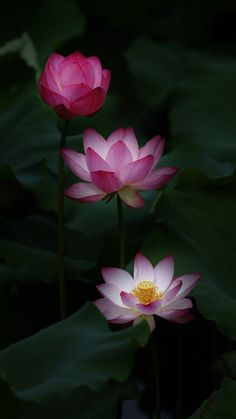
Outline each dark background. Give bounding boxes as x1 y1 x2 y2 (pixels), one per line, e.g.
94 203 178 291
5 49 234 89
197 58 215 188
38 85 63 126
0 1 236 418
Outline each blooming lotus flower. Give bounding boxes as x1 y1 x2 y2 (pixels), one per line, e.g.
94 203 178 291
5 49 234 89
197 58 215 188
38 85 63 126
62 128 177 208
95 253 200 331
38 51 111 119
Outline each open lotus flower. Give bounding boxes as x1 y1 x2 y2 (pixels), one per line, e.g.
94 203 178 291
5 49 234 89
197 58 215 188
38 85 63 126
38 51 110 119
95 253 200 331
62 128 177 208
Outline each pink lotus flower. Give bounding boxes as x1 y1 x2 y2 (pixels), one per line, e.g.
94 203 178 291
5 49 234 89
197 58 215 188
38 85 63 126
62 128 177 208
95 253 200 331
38 51 111 119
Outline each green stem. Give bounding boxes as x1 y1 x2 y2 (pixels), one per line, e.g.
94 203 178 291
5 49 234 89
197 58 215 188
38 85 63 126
58 119 69 320
150 334 161 419
117 195 125 268
116 195 125 419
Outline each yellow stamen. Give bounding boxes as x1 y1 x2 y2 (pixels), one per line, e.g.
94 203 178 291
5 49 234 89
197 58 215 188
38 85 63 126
132 281 163 305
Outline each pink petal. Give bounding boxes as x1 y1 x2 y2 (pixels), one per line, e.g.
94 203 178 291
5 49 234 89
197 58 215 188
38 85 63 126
38 71 49 89
39 85 67 107
53 104 76 119
80 61 95 87
139 136 163 161
84 128 108 158
122 155 154 184
107 128 127 148
122 128 139 160
120 291 139 308
133 167 178 190
107 128 139 159
43 65 61 93
174 312 194 323
133 315 155 331
102 268 134 292
95 298 121 318
70 87 105 116
154 138 165 165
86 56 102 87
174 274 201 300
161 280 182 305
91 170 123 193
154 256 174 292
157 308 193 323
106 140 133 175
46 53 64 70
61 83 91 102
109 312 139 324
43 53 85 93
97 283 124 306
161 308 189 319
134 252 154 284
94 298 132 321
86 148 110 172
136 300 162 314
166 278 182 292
61 149 91 181
118 187 144 208
59 61 86 87
65 182 106 203
135 167 178 190
65 51 86 65
165 298 193 310
101 69 111 93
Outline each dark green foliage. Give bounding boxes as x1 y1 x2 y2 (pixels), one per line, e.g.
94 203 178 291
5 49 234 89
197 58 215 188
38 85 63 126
188 378 236 419
0 304 148 418
0 0 236 417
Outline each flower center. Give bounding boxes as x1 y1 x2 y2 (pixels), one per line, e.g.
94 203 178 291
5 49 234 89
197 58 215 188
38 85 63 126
132 281 163 305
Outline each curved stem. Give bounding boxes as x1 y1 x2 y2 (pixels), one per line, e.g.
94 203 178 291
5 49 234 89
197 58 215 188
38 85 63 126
116 195 125 419
58 119 69 320
117 195 125 269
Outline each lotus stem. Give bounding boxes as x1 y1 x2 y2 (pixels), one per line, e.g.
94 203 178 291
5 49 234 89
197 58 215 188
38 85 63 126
117 195 125 269
58 119 69 320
